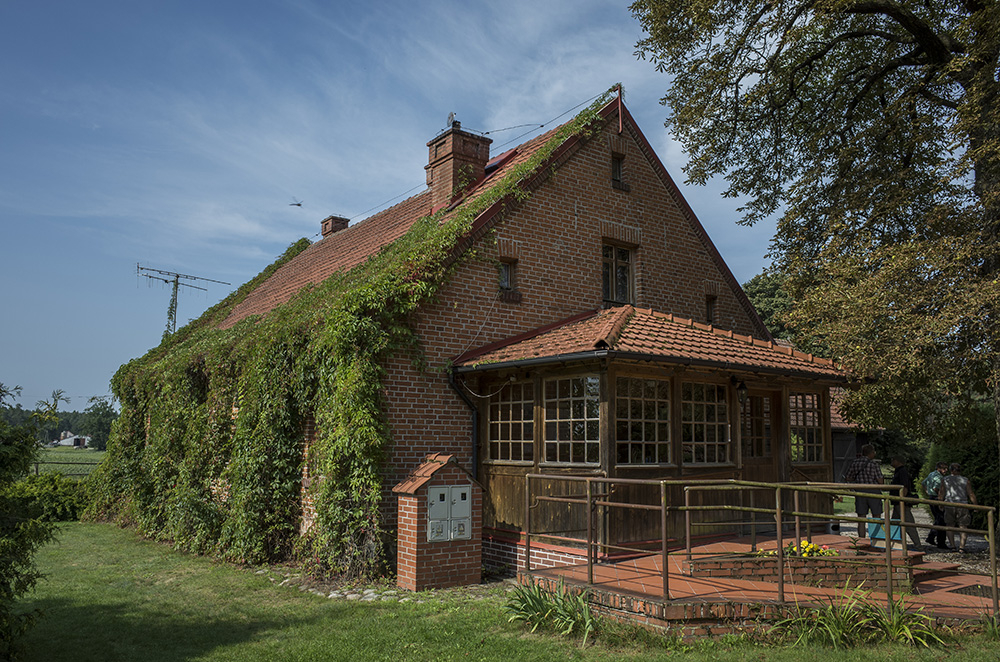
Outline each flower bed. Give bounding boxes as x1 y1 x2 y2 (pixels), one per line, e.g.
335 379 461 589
687 540 913 591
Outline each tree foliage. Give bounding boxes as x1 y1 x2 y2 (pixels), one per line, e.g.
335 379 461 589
0 383 56 660
80 397 117 451
633 1 1000 485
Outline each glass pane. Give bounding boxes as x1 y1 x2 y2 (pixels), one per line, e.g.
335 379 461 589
586 443 598 464
616 421 628 441
615 265 629 301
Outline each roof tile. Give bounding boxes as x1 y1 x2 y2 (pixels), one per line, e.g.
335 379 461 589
454 306 847 381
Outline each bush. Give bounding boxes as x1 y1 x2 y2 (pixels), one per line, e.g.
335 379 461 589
3 473 87 522
920 398 997 530
1 386 56 661
504 579 598 646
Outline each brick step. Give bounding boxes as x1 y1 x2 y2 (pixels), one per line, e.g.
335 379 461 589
912 561 962 583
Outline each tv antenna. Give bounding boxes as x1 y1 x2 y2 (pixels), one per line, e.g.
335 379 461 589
137 264 230 341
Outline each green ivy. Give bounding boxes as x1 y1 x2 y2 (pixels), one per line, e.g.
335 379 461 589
86 87 618 576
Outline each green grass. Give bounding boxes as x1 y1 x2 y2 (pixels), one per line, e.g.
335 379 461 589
834 496 856 516
32 447 105 477
19 523 1000 661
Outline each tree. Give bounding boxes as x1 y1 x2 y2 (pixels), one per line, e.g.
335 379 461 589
0 383 56 659
80 397 117 451
632 1 1000 492
742 270 795 342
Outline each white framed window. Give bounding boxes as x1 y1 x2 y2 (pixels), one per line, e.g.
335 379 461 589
615 376 671 465
681 382 730 464
543 375 600 465
487 381 534 463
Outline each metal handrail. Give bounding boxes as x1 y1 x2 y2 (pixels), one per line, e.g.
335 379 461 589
523 474 998 615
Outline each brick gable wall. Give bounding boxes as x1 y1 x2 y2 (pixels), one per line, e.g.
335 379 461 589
376 112 764 524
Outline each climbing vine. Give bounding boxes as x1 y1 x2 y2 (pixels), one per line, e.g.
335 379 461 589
87 87 618 576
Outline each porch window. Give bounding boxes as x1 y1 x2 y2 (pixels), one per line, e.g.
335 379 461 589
615 376 671 465
602 244 634 305
681 382 730 464
544 375 600 465
740 395 772 458
487 381 534 463
789 391 823 463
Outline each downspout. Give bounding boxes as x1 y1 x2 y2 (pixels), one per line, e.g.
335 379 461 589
448 368 479 481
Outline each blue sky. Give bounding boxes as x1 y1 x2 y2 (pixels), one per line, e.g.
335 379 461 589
0 1 774 412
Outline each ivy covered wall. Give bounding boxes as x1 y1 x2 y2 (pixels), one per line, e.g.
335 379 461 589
86 90 616 576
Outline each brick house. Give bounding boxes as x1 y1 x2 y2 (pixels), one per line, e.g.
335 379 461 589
219 96 846 571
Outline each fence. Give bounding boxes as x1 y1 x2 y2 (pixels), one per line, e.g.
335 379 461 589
524 474 998 614
32 460 101 478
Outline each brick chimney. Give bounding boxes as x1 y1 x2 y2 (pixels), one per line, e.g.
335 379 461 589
425 120 492 212
321 215 349 237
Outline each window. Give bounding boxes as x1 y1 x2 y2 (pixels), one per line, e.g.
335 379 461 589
488 381 534 462
681 382 730 464
602 244 634 304
789 391 824 463
740 394 772 458
615 376 671 465
611 152 629 191
498 261 514 290
544 376 600 464
706 295 717 325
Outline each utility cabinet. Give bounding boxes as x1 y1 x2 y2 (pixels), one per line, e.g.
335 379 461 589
393 453 482 591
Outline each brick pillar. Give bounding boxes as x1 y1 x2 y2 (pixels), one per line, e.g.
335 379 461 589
393 453 482 591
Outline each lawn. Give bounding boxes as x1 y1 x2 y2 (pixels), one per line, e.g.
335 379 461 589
19 522 1000 661
32 447 105 478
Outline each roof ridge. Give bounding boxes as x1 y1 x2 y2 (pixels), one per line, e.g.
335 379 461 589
594 305 635 349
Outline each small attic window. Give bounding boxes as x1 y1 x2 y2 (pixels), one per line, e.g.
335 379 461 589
498 262 514 290
611 154 629 192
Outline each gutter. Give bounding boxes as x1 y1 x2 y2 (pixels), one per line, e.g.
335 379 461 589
447 369 479 480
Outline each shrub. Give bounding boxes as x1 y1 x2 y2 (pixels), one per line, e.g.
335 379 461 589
505 579 598 646
1 387 56 661
4 473 87 522
773 587 946 648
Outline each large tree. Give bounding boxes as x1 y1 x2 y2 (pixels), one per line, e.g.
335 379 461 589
632 1 1000 478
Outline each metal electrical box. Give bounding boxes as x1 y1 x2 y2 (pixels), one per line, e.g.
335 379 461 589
427 484 472 542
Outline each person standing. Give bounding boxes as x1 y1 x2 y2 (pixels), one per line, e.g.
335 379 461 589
921 461 949 548
843 443 883 539
938 463 977 552
889 456 923 549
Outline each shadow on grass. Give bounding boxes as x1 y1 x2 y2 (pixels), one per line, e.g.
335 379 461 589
21 597 324 662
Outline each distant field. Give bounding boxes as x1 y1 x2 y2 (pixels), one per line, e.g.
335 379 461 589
32 447 105 478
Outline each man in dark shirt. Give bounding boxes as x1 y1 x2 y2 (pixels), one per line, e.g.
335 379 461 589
843 443 883 538
890 456 923 549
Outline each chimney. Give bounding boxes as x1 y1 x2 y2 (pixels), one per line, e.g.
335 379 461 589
321 215 349 237
424 120 492 212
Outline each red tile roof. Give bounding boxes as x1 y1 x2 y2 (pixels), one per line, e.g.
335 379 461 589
453 306 847 381
392 452 478 495
219 127 561 329
217 96 769 340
